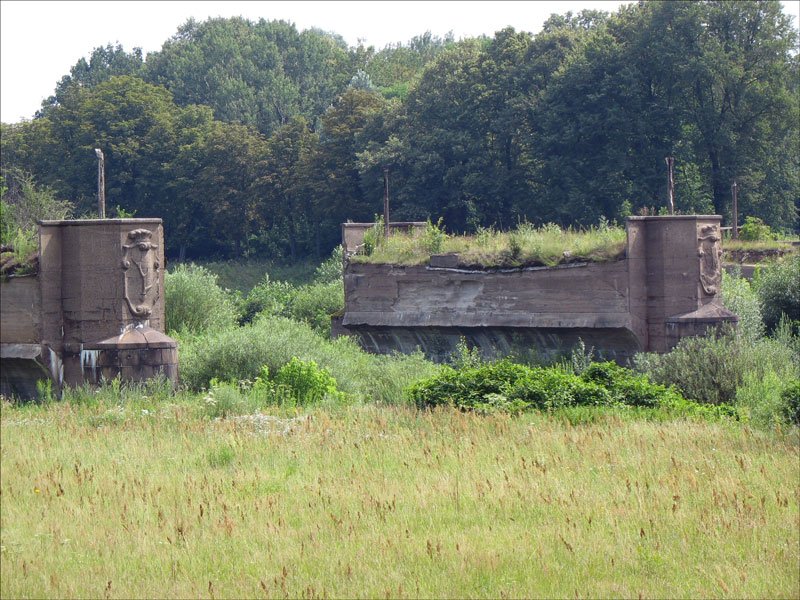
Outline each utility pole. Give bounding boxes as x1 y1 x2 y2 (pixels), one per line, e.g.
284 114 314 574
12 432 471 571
665 156 675 215
95 148 106 218
383 166 390 239
731 181 739 240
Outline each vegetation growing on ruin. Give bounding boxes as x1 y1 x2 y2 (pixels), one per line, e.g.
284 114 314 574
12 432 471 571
351 219 627 267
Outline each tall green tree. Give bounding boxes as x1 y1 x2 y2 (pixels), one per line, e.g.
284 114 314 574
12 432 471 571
37 44 145 118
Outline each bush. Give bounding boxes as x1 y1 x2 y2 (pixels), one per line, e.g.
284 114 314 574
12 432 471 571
721 268 764 341
735 371 798 429
755 256 800 334
272 357 345 405
165 264 239 334
582 361 679 407
779 380 800 426
285 280 344 336
178 315 439 403
636 326 799 406
240 276 296 324
738 216 775 241
1 169 73 241
240 277 343 335
406 359 687 414
313 246 344 284
423 218 447 254
362 215 385 256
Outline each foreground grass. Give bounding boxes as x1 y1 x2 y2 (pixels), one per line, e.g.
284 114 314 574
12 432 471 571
1 400 797 598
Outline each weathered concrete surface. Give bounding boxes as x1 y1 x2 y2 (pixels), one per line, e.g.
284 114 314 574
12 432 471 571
335 324 641 364
336 216 737 362
1 219 177 399
0 276 41 344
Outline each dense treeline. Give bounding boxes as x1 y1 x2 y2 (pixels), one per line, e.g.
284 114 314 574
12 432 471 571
1 1 797 260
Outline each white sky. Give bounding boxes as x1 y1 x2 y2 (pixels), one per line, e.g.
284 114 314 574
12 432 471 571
1 0 798 124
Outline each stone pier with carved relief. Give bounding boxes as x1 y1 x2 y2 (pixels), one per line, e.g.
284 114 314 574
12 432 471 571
1 219 178 398
335 215 738 362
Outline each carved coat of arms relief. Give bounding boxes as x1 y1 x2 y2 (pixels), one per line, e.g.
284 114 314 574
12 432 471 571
122 229 160 318
697 224 722 296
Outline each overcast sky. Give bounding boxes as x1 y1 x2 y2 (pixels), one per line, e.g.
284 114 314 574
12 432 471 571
1 0 798 124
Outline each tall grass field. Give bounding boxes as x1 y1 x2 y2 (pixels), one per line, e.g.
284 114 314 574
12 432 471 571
1 399 798 598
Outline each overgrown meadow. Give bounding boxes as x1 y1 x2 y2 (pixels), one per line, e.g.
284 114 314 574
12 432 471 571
1 241 799 598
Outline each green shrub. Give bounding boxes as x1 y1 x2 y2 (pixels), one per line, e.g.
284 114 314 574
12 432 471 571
202 379 249 419
1 169 73 239
755 256 800 334
178 315 439 403
636 327 799 405
165 264 239 334
285 280 344 336
735 371 797 429
313 246 344 284
582 362 680 408
240 277 343 335
406 359 685 414
272 357 345 405
779 380 800 426
738 216 775 241
721 268 764 341
423 218 447 254
362 215 385 256
240 276 297 324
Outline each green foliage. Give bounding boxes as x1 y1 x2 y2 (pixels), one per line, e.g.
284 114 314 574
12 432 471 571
239 273 342 335
240 276 297 324
178 315 439 404
353 221 627 267
35 378 55 403
738 216 776 242
285 280 343 336
734 371 798 429
721 268 764 342
2 3 797 264
755 256 800 334
422 218 447 254
2 228 38 275
449 337 484 370
272 357 345 405
313 245 344 284
779 380 800 426
406 359 700 416
202 379 249 419
637 326 799 407
0 169 73 244
362 215 385 256
164 264 238 334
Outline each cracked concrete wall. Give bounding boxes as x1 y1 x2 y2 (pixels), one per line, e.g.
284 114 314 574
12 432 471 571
338 216 735 360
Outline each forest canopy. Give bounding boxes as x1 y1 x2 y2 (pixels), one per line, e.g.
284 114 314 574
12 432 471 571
2 1 797 260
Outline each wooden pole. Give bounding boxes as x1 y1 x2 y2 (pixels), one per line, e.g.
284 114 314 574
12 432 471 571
95 148 106 218
731 181 739 240
383 166 390 239
665 157 675 215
